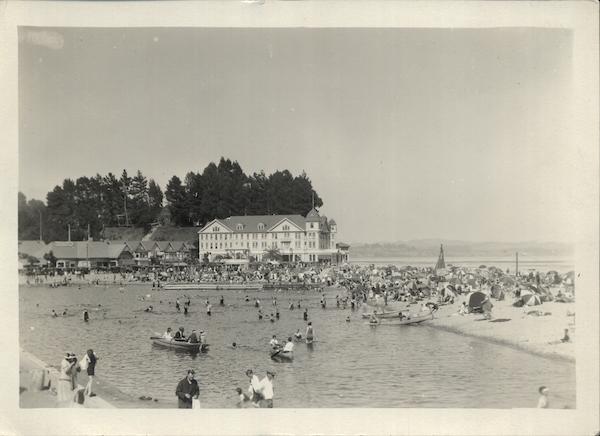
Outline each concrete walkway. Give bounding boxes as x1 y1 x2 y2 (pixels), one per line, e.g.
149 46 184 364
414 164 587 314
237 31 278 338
19 349 115 408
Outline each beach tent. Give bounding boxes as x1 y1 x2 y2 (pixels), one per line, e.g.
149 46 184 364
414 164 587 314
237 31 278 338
467 291 487 310
522 293 542 306
441 287 456 301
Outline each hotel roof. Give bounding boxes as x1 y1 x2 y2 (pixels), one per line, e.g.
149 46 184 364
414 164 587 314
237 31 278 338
223 214 306 232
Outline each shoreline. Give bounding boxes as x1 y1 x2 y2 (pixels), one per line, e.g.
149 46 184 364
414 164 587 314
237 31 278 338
20 348 115 408
19 349 170 408
424 297 575 364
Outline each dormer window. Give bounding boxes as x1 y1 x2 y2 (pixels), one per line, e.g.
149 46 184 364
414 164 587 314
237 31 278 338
236 224 244 231
258 223 265 230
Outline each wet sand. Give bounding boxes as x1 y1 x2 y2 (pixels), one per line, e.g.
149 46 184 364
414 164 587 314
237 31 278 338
427 294 575 362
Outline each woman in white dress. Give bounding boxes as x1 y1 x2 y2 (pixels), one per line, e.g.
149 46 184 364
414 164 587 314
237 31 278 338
57 353 77 403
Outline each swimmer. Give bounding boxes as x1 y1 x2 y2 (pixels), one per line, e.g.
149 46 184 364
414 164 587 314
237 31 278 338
346 316 351 322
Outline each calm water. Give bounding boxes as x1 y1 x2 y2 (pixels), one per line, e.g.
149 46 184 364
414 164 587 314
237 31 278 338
19 284 575 408
351 256 574 273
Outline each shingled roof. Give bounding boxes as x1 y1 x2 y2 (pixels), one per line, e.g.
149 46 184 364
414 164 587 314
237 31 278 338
204 215 307 233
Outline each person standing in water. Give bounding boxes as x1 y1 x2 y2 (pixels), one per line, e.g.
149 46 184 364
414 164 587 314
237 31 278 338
206 303 212 317
306 322 314 344
83 310 89 322
303 309 308 321
220 295 225 306
537 386 550 408
175 369 199 409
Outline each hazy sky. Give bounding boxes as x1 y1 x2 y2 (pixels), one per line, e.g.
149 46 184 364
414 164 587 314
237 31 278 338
18 27 575 244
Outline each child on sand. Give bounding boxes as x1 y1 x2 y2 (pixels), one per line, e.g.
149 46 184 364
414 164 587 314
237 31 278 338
537 386 549 408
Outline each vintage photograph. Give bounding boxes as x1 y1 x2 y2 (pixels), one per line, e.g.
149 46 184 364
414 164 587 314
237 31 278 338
16 24 582 411
2 2 597 434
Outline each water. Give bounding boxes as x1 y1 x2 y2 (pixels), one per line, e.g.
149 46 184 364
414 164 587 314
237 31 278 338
19 284 575 408
351 256 574 273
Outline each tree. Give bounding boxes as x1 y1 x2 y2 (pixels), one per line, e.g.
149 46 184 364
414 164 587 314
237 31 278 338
44 250 57 267
263 248 283 262
165 176 188 226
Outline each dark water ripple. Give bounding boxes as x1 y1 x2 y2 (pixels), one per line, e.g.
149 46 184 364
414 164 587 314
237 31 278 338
19 285 575 408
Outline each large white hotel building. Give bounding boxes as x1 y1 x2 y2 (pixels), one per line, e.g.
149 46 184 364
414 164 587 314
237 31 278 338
197 208 349 263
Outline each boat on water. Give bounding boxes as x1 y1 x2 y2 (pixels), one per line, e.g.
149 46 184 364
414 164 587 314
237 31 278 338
270 349 293 362
150 336 209 352
361 311 404 319
382 312 434 326
162 282 263 291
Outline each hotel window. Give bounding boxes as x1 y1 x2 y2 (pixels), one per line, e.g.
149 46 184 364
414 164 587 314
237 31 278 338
284 232 290 238
273 233 278 239
224 234 228 240
310 223 314 229
258 223 265 230
236 224 243 231
282 224 290 231
295 241 301 249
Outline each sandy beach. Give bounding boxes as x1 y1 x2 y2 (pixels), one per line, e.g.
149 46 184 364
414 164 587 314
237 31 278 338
427 293 575 362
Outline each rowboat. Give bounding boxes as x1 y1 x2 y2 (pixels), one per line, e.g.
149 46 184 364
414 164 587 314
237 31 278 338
382 312 434 326
361 311 405 319
163 282 263 291
150 336 209 352
270 349 293 362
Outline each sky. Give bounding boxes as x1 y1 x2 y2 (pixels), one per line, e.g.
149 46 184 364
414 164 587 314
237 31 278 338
18 27 575 244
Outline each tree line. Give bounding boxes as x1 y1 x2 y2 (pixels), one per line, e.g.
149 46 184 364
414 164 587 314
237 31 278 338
18 158 323 242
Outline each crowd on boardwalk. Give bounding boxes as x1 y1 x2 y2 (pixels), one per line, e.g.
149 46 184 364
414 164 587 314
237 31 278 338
20 262 333 288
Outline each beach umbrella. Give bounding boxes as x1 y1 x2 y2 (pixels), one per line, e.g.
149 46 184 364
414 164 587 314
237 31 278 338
467 291 487 310
522 293 542 306
500 276 516 286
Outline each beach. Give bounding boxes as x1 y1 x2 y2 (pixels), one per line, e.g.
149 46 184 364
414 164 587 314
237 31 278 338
427 295 575 362
19 265 577 409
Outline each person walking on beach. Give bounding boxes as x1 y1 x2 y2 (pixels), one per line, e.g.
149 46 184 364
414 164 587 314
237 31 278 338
175 369 199 409
206 303 212 316
303 309 308 321
80 349 98 397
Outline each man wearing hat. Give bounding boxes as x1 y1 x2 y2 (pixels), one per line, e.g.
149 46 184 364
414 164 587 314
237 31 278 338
175 369 199 408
